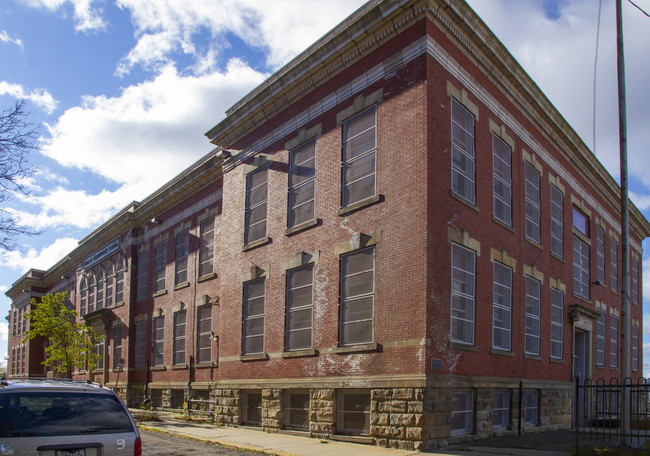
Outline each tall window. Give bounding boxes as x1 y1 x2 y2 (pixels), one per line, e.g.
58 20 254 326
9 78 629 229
450 99 475 203
610 315 618 368
242 279 265 355
285 391 310 431
105 264 114 307
550 184 563 257
339 248 375 346
550 288 564 359
242 391 262 426
136 251 148 301
173 311 186 365
175 230 190 285
596 311 606 366
524 390 539 426
573 236 590 300
632 257 639 305
596 226 605 284
134 319 146 369
112 325 122 369
288 139 316 227
492 134 511 225
96 268 104 310
451 244 475 345
94 335 104 370
286 265 313 351
525 162 541 243
492 262 512 351
451 390 473 435
342 106 376 207
199 217 215 277
80 278 87 315
525 277 541 356
610 237 618 292
196 305 212 364
115 258 124 303
632 325 639 372
152 316 165 366
493 390 510 429
87 274 95 313
154 241 167 293
244 167 268 244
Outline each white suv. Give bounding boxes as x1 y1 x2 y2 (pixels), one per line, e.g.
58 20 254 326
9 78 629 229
0 378 141 456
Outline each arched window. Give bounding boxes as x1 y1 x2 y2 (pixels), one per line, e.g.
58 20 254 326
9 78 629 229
96 268 105 310
87 273 96 313
115 256 125 304
105 262 114 307
80 277 87 315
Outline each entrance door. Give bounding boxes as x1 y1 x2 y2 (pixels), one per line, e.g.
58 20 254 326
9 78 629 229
574 331 587 427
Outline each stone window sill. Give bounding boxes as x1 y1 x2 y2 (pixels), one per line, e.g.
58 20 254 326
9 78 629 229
523 353 542 361
330 434 372 444
449 341 478 352
153 289 168 298
198 273 216 283
282 348 318 358
334 342 379 354
338 194 381 216
239 353 269 361
151 365 166 371
243 236 271 252
172 363 188 370
195 361 217 368
285 218 319 236
174 281 190 291
449 191 479 212
491 348 514 357
492 216 514 233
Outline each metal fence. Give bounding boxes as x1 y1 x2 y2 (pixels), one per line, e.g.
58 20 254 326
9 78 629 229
188 398 215 419
575 377 650 450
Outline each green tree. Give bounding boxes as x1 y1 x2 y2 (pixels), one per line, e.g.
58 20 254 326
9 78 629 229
24 292 99 378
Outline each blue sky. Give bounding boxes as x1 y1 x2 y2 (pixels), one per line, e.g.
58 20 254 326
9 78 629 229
1 0 649 376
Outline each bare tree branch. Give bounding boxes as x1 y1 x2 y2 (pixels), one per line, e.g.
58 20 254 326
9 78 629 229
0 99 40 251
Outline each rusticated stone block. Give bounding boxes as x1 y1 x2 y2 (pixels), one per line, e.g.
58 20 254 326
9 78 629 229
392 388 414 400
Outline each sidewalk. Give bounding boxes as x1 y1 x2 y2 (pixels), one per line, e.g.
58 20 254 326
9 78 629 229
132 410 571 456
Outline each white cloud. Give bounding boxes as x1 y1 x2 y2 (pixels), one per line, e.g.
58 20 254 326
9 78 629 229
18 0 106 32
114 0 367 76
0 237 79 272
0 81 58 114
0 30 24 48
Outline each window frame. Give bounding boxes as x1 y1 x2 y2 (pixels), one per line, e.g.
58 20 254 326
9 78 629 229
135 250 148 301
173 310 187 366
175 229 190 286
284 390 310 431
339 247 375 347
596 226 606 284
573 236 590 300
196 305 212 364
550 184 563 257
152 316 165 367
610 237 618 292
242 278 266 355
610 314 618 369
451 244 476 346
492 262 512 351
550 288 564 359
336 389 371 435
524 162 541 244
199 217 215 278
288 139 316 227
524 390 539 426
451 390 474 435
632 324 639 372
492 134 512 226
244 166 269 245
134 319 146 369
524 276 541 356
341 105 377 208
241 390 263 426
596 311 606 366
285 264 314 351
492 390 510 430
112 325 122 370
450 98 476 204
632 256 639 305
154 241 167 293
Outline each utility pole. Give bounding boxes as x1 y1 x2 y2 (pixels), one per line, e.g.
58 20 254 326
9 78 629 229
615 0 631 444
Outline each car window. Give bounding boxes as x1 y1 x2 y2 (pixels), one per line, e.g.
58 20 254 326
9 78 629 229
0 391 135 438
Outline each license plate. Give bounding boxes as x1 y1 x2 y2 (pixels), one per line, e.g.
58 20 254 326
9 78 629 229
56 450 85 456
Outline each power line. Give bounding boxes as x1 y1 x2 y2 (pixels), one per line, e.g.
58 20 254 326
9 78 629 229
627 0 650 18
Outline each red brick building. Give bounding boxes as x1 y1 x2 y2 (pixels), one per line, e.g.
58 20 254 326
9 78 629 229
7 0 649 450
